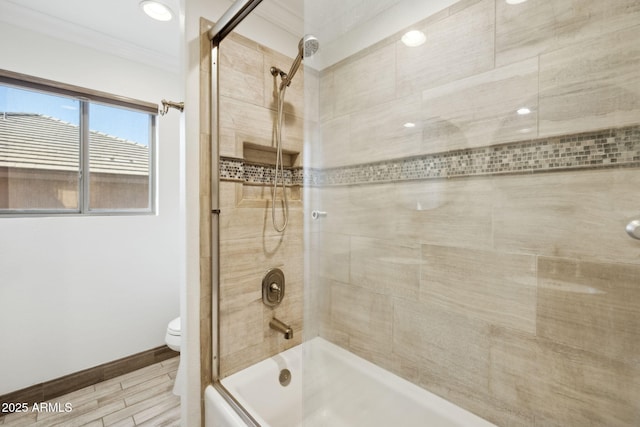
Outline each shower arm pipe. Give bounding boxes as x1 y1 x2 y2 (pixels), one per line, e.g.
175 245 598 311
207 0 263 44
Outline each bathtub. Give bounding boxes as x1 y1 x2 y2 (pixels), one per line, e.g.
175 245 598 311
205 337 495 427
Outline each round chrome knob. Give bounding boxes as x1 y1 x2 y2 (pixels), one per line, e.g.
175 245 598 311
626 220 640 240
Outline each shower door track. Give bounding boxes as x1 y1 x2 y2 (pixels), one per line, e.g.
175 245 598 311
208 0 262 44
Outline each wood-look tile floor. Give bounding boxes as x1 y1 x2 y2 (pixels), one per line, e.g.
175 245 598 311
0 357 180 427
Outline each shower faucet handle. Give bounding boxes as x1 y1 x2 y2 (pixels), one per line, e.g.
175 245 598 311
262 268 285 307
270 282 282 301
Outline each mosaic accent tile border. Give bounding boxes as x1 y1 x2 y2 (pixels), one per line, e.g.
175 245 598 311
221 126 640 187
305 125 640 186
220 157 304 186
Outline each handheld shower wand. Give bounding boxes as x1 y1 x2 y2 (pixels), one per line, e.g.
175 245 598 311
274 35 319 91
270 35 319 232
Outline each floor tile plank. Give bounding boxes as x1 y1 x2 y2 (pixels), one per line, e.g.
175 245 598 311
0 357 180 427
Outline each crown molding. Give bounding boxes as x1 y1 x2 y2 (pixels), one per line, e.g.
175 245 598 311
0 1 180 74
251 0 303 40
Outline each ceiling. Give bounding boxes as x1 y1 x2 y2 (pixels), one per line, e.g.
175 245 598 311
0 0 458 72
0 0 304 72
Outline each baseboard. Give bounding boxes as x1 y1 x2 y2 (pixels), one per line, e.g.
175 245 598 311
0 345 179 414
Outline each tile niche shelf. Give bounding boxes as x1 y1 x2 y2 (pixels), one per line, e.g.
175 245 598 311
243 141 299 168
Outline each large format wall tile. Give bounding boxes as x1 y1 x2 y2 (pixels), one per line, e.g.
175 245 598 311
308 281 334 346
219 183 303 241
349 94 422 163
396 0 494 96
219 32 305 120
421 58 539 153
539 25 640 137
219 96 277 158
310 231 350 284
350 236 421 299
346 183 399 242
421 245 537 333
219 52 304 161
318 69 336 123
306 186 351 236
217 33 305 377
220 96 303 158
304 271 333 340
304 67 320 124
394 178 494 251
496 0 640 67
219 297 263 359
493 168 640 264
219 233 303 376
332 42 396 117
393 299 491 399
220 35 265 107
317 115 352 168
329 283 393 365
219 233 303 290
490 327 640 426
537 256 640 364
310 0 640 424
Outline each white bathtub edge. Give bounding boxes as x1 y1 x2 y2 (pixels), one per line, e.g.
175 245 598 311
206 337 497 427
205 385 247 427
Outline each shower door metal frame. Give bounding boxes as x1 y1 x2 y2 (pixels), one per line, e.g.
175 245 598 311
207 0 263 425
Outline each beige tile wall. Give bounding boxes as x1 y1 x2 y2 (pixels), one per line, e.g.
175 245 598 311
218 184 304 375
219 34 304 163
317 0 640 169
312 0 640 425
538 25 640 137
212 31 305 378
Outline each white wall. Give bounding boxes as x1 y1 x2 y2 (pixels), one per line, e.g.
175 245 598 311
0 23 182 394
181 1 203 424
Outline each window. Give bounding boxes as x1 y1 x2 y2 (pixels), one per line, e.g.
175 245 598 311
0 70 157 215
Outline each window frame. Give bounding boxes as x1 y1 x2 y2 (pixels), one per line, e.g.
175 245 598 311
0 69 158 216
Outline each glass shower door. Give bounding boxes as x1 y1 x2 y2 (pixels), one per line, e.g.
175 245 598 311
304 0 640 425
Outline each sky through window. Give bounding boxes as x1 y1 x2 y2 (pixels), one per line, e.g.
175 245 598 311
0 85 150 146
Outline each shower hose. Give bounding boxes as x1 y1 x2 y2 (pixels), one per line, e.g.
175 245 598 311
272 84 289 232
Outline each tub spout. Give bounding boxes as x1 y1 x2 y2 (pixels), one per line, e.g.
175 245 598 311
269 318 293 340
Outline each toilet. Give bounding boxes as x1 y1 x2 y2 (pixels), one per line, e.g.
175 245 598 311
165 317 183 396
165 317 181 352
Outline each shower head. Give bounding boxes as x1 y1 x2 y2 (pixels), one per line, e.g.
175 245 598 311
280 34 319 90
300 34 319 58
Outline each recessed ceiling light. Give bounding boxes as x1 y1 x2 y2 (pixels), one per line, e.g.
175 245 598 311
140 0 173 21
517 107 531 115
506 0 528 4
403 122 416 128
401 30 426 47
